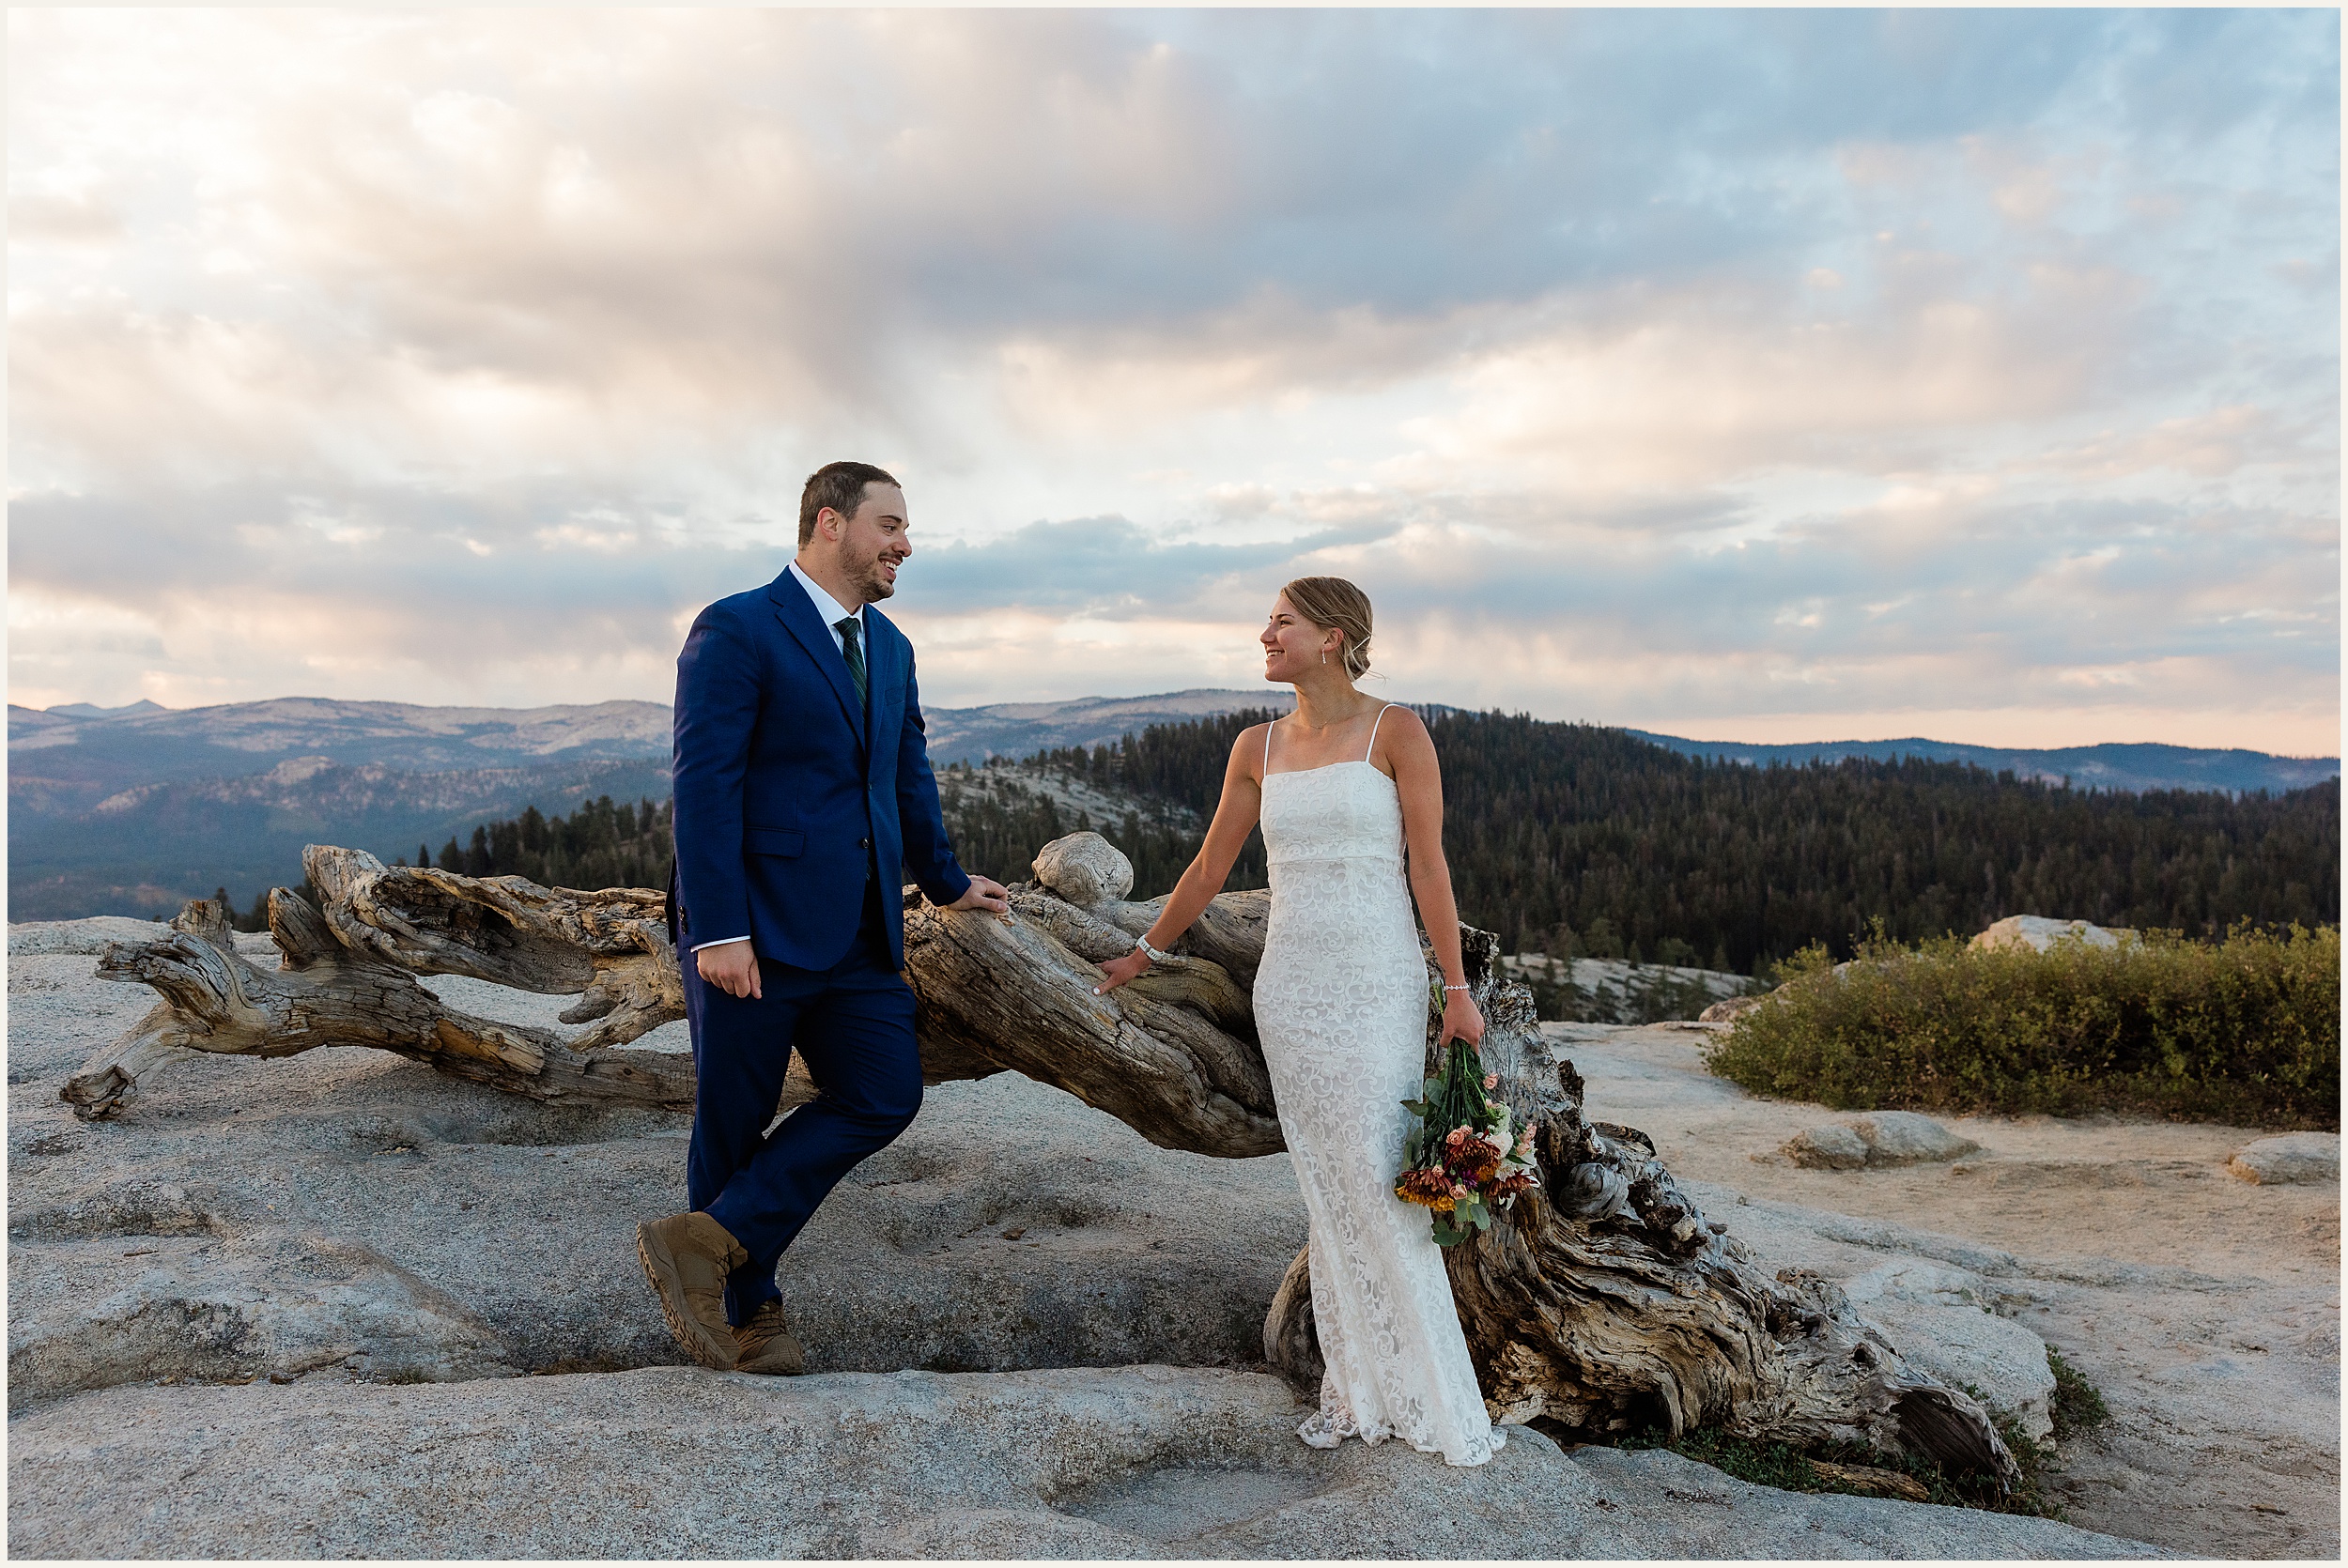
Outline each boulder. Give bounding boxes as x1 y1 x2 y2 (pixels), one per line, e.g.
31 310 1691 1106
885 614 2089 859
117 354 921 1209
1841 1261 2056 1442
1699 993 1766 1024
1784 1113 1979 1170
1784 1123 1872 1171
2226 1132 2340 1186
1853 1112 1982 1166
1030 832 1134 905
1970 915 2131 954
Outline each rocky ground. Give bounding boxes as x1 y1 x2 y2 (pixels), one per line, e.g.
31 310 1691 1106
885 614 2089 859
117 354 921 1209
938 758 1203 840
9 916 2326 1557
1499 952 1754 1024
1562 1021 2341 1559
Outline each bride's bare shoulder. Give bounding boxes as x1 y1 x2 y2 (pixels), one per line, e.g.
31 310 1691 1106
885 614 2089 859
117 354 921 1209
1374 704 1436 768
1377 702 1429 736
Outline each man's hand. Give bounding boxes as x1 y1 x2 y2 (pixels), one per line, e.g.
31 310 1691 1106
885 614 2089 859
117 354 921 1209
696 942 763 1001
945 874 1012 918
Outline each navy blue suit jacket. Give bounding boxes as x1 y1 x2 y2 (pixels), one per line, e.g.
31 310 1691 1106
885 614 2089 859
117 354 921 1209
671 569 971 973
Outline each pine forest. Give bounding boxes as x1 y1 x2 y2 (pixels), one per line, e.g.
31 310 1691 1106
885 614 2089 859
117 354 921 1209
437 710 2338 976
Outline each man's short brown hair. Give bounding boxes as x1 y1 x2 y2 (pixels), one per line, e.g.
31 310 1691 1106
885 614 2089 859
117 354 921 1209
798 461 902 546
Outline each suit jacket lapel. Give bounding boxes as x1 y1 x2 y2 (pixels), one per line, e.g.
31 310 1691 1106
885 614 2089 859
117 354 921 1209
765 573 867 746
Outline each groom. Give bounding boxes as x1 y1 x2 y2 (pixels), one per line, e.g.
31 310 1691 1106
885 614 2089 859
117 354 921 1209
641 460 1010 1374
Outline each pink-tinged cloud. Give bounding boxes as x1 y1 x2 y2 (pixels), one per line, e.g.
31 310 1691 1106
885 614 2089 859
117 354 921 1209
6 8 2337 754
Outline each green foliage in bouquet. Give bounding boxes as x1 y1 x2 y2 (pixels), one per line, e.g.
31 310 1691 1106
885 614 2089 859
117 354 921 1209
1397 1039 1540 1246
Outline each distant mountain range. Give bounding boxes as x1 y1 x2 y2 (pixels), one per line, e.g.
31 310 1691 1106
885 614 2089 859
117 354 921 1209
8 692 2334 921
1625 731 2340 797
920 688 1294 765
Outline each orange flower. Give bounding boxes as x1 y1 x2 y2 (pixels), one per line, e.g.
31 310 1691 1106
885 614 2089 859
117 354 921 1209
1396 1167 1459 1211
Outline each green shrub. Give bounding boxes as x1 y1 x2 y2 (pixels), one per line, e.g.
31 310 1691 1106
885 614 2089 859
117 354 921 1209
2047 1349 2110 1437
1703 923 2339 1129
1617 1420 2058 1517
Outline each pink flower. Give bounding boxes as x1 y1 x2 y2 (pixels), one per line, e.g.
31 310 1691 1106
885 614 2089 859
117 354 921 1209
1482 1073 1499 1090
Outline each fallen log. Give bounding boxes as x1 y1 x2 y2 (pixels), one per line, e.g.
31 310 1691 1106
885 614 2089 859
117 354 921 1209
899 843 1281 1155
302 847 685 1052
61 889 695 1118
63 830 2016 1485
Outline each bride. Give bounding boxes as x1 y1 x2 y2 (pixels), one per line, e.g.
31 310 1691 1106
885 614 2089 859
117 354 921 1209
1094 576 1503 1467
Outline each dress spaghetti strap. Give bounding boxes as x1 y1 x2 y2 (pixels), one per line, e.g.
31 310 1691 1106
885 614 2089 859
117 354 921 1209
1364 704 1396 761
1263 717 1276 774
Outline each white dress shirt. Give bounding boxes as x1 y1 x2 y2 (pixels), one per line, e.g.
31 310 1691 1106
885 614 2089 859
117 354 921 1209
689 562 867 955
787 560 864 653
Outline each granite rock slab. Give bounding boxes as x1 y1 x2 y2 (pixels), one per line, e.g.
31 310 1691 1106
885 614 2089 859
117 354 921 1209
6 1364 2164 1560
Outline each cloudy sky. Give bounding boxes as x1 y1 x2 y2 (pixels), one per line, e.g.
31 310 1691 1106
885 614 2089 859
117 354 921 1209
8 8 2339 751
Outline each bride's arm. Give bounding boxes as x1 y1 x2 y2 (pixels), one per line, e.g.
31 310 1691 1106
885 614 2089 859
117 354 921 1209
1386 708 1485 1046
1092 726 1267 994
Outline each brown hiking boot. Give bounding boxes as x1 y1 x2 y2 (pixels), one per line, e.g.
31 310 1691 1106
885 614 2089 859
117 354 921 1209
636 1211 748 1371
733 1299 806 1376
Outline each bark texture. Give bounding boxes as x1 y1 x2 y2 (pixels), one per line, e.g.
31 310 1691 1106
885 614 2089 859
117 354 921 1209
67 830 2016 1484
303 847 685 1052
61 883 695 1118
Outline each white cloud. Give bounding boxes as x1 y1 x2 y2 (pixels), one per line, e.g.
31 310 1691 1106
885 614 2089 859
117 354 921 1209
5 8 2336 756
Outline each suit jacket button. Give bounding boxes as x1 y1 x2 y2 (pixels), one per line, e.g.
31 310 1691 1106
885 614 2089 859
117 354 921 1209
859 838 872 849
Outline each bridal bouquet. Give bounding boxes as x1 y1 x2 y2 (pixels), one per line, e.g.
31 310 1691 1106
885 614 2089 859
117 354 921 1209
1395 1039 1540 1246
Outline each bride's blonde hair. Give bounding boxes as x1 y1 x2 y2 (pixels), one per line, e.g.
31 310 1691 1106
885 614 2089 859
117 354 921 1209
1280 576 1374 680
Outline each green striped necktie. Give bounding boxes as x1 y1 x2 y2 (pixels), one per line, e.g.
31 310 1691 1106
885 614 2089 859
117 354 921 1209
835 616 868 711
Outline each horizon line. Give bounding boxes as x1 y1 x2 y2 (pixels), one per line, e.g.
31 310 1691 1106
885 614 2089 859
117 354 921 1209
10 690 2339 764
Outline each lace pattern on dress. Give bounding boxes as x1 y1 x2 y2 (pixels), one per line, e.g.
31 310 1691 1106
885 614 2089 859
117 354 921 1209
1254 738 1504 1469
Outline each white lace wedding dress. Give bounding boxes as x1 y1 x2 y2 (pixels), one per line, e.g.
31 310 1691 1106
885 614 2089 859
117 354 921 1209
1254 709 1503 1468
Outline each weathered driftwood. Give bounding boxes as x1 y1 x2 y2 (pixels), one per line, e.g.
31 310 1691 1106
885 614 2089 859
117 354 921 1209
61 886 695 1118
67 830 2016 1483
901 884 1281 1157
304 847 685 1052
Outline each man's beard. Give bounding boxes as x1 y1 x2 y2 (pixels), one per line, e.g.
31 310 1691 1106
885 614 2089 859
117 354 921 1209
851 556 900 601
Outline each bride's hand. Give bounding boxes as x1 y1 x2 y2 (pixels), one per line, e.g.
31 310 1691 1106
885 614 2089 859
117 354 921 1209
1439 989 1485 1048
1092 950 1152 996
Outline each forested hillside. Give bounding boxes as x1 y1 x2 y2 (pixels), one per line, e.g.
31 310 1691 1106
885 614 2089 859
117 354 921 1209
404 795 674 894
932 762 1204 895
436 708 2337 977
1035 709 2338 973
409 776 1201 906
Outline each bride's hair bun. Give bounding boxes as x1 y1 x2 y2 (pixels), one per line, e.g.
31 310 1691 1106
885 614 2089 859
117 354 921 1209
1280 576 1374 679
